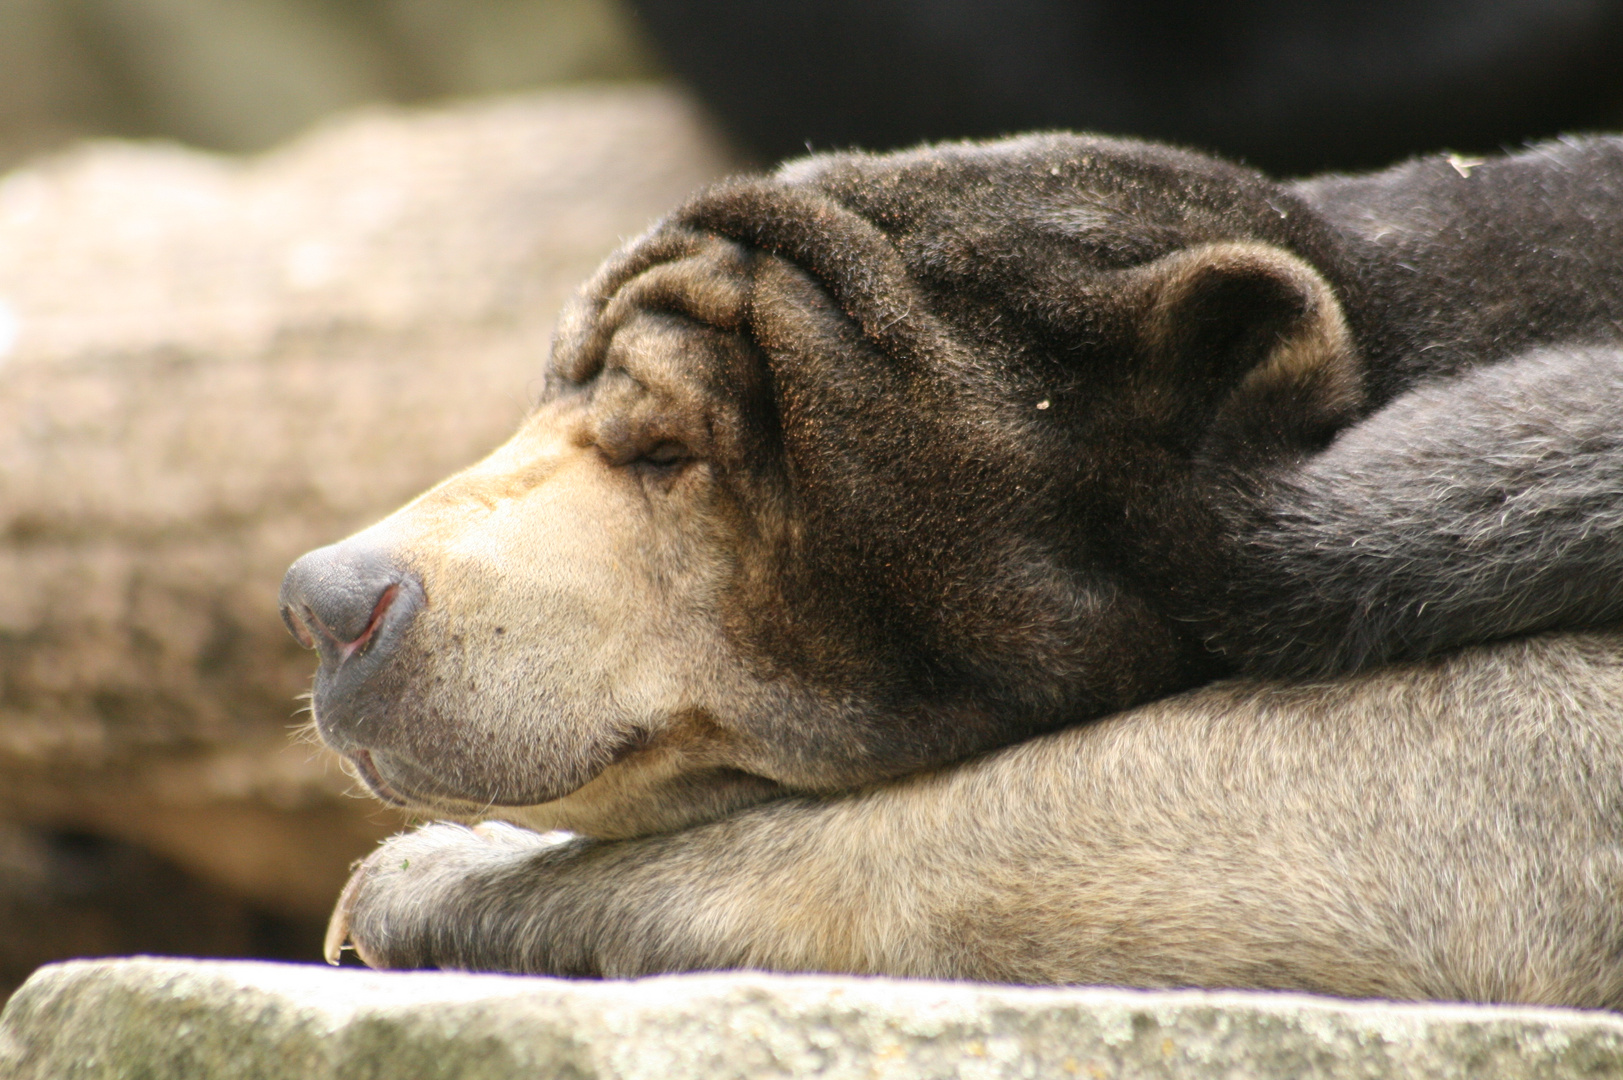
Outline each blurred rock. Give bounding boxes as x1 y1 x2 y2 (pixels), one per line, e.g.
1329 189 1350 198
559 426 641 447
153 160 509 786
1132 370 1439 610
0 85 736 978
0 0 662 170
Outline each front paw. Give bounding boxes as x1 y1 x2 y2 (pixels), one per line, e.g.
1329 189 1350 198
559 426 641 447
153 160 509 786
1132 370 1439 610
326 821 574 971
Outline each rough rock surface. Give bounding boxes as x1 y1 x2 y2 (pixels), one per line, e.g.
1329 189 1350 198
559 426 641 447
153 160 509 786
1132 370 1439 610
0 85 735 989
5 958 1623 1079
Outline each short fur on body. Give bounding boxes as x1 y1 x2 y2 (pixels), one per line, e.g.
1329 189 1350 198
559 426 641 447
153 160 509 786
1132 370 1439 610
279 134 1623 1001
1205 344 1623 676
330 628 1623 1008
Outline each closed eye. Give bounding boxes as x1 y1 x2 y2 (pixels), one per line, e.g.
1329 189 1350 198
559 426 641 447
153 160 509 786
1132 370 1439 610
641 441 688 466
630 441 696 486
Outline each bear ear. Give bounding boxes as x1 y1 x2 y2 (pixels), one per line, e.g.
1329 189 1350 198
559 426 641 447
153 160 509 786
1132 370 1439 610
1130 242 1363 462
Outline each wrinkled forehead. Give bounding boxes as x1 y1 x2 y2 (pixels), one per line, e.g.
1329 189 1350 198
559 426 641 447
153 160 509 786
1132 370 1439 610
538 133 1289 401
774 133 1292 257
548 231 757 390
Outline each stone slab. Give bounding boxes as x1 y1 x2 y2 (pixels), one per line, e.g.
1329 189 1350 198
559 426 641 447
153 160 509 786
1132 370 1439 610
4 958 1623 1079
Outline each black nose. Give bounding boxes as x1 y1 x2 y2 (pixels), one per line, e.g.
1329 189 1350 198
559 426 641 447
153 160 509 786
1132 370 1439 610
279 540 423 676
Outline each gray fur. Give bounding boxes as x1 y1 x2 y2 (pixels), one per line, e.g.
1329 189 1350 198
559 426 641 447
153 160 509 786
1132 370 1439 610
1206 345 1623 676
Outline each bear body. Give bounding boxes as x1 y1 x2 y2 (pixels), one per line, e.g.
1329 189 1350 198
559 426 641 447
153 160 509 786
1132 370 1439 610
282 134 1623 1003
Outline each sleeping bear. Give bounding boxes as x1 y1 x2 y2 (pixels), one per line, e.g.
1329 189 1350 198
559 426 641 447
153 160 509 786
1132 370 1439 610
281 133 1623 1005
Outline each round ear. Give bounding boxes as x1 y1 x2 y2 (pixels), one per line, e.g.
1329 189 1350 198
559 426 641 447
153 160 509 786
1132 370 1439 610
1132 242 1363 462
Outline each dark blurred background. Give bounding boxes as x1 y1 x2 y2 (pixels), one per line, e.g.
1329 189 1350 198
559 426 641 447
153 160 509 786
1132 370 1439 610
634 0 1623 174
2 0 1621 1001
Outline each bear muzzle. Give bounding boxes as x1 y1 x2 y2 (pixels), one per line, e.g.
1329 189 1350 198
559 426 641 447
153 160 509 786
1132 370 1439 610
279 538 426 755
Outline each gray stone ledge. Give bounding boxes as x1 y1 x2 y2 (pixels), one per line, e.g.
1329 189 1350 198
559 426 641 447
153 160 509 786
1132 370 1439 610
4 958 1623 1079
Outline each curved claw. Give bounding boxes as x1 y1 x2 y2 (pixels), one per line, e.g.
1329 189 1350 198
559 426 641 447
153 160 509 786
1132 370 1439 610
324 865 367 965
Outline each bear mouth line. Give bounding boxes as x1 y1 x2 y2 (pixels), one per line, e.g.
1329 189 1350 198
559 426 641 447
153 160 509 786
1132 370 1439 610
343 725 654 811
347 748 413 807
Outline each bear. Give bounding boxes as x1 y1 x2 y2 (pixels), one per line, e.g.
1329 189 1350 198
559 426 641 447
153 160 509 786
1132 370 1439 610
281 133 1623 1002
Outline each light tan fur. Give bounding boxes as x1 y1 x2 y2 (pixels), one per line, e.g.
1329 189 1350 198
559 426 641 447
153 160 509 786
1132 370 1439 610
329 392 794 837
332 630 1623 1007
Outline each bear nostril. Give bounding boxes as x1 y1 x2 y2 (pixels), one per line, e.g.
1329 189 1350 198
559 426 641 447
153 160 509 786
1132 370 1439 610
339 583 400 662
278 541 420 670
282 603 317 650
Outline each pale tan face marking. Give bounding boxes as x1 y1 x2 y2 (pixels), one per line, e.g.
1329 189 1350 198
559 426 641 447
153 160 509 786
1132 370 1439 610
318 385 787 834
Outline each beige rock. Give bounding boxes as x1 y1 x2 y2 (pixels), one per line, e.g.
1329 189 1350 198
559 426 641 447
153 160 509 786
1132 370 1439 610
0 0 662 168
0 86 735 961
8 958 1623 1079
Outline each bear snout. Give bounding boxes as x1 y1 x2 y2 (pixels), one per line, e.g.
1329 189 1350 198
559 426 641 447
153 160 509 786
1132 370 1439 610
280 540 426 745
